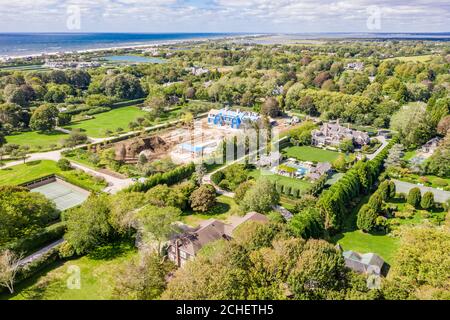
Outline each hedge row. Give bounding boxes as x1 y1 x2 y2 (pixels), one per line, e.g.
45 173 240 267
274 174 328 199
317 137 398 233
124 162 196 193
111 98 145 109
1 222 66 256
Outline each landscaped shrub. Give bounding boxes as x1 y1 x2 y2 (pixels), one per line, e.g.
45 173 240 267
292 188 300 198
356 204 378 232
420 191 435 210
15 244 62 283
125 163 195 193
284 186 292 196
57 158 72 171
407 187 422 208
211 171 225 185
1 222 66 256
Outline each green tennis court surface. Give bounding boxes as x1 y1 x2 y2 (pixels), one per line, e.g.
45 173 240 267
31 180 90 211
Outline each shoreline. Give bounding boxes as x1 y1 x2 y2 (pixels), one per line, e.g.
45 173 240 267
0 34 265 60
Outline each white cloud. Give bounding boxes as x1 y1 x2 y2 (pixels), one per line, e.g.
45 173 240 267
0 0 448 32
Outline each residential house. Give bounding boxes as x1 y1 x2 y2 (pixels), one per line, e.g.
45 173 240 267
420 137 441 154
311 120 370 148
346 62 364 71
207 108 261 129
168 212 269 267
342 250 385 275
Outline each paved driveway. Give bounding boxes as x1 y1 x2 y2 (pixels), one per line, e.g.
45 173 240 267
393 179 450 203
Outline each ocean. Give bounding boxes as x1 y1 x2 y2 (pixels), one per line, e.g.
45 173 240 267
0 33 237 57
1 32 449 57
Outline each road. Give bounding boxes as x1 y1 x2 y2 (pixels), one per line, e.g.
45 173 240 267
393 179 450 203
366 136 389 160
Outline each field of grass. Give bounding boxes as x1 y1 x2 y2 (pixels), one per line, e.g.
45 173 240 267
5 131 69 151
403 150 417 161
181 195 241 227
3 242 137 300
64 106 147 138
249 169 313 191
0 160 107 192
282 146 342 163
384 54 434 62
331 231 399 265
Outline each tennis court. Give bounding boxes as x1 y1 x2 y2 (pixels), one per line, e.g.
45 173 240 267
31 179 90 211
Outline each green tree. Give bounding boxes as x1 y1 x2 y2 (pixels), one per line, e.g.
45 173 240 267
113 251 175 300
29 104 59 132
65 194 113 254
138 205 181 255
287 240 347 299
420 191 435 210
240 178 280 213
339 138 355 153
0 186 58 244
57 158 72 171
261 97 280 117
190 184 217 212
288 208 324 239
407 187 422 208
288 120 316 146
356 204 378 232
234 180 255 204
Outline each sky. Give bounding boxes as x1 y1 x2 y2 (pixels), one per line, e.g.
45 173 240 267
0 0 449 33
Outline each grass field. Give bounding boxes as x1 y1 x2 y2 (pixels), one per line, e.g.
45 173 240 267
249 169 313 191
331 231 399 265
5 131 69 151
282 146 342 162
3 242 137 300
403 150 417 161
0 160 107 192
384 55 434 62
181 195 241 227
64 106 147 138
329 193 400 265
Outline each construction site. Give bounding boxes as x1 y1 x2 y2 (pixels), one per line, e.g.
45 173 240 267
111 117 242 165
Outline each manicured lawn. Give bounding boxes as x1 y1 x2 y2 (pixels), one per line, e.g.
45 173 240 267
330 193 399 265
331 231 399 265
249 169 313 191
181 195 241 227
3 242 137 300
5 131 69 151
0 160 107 192
64 106 147 138
282 146 342 162
403 150 417 161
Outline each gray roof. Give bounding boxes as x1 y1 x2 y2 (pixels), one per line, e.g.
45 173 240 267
343 250 384 275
